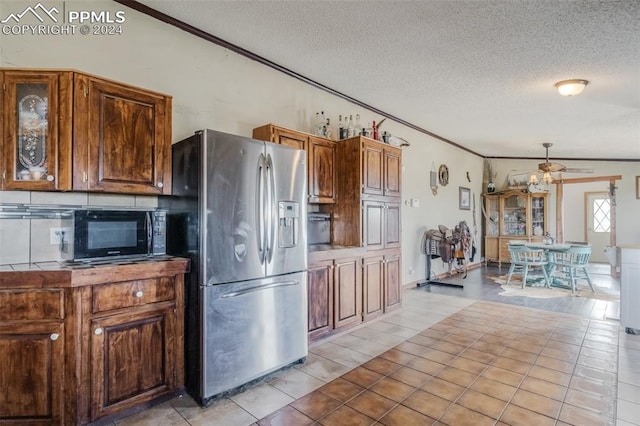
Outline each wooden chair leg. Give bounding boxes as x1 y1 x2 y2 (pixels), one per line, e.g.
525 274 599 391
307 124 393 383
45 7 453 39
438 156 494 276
541 266 551 288
522 265 529 289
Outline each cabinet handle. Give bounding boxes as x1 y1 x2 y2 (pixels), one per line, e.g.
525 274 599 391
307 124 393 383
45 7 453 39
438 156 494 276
46 175 54 182
50 333 59 341
94 328 103 335
157 182 164 188
135 290 144 298
82 172 88 182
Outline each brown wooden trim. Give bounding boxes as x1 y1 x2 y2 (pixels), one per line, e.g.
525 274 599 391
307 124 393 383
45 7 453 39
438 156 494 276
555 182 563 242
112 0 481 157
488 156 640 162
552 175 622 184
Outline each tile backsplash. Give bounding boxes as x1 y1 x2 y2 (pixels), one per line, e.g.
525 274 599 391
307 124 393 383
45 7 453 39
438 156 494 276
0 191 158 265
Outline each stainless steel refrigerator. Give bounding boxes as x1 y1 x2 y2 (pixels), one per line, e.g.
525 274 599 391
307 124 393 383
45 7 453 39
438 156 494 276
160 129 307 406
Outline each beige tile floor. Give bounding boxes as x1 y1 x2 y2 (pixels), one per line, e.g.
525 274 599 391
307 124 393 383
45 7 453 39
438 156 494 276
116 282 640 426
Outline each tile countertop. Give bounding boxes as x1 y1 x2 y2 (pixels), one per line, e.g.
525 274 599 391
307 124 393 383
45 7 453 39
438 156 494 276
0 256 190 288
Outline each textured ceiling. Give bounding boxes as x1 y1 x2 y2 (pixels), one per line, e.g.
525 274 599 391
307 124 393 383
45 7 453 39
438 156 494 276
134 0 640 160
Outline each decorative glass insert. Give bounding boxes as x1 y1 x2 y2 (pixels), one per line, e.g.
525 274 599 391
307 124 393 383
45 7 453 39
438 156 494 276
593 198 611 232
16 83 48 180
531 196 545 236
502 194 526 236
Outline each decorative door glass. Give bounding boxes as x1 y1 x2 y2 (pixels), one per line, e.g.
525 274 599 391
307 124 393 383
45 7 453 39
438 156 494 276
531 195 545 236
485 196 499 236
502 193 526 236
15 83 49 181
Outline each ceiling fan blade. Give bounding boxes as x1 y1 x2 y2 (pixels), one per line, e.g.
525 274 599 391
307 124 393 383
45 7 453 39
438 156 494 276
563 168 594 173
538 162 566 172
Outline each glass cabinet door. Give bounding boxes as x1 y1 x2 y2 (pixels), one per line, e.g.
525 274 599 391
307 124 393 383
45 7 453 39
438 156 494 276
2 72 70 190
485 195 499 236
502 193 526 236
531 195 546 237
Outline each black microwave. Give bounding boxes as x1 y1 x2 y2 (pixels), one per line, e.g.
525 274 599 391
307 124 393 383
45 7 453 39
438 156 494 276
61 209 167 262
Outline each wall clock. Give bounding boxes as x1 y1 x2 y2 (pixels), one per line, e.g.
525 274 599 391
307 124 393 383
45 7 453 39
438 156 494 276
438 164 449 186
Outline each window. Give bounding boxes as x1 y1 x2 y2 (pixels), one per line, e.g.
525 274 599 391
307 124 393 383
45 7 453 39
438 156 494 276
593 198 610 232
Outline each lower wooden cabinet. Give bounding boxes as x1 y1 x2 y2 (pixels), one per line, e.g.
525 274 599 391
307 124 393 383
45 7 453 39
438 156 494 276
308 249 401 343
0 322 65 424
307 259 334 342
90 306 177 421
0 258 188 425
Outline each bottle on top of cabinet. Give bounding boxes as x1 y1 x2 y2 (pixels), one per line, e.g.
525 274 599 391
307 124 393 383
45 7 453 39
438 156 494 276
347 115 355 137
354 114 362 137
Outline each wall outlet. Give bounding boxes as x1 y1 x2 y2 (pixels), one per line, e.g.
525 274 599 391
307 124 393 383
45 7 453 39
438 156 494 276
50 227 70 245
411 198 420 207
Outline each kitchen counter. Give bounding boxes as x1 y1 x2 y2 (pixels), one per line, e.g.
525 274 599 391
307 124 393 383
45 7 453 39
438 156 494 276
308 245 366 262
0 256 189 288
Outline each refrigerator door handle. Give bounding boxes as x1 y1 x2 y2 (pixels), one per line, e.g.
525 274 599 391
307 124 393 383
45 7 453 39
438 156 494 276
220 280 300 298
256 154 266 264
265 153 276 264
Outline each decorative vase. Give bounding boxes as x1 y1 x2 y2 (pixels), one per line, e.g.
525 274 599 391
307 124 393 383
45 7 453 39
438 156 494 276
487 182 496 193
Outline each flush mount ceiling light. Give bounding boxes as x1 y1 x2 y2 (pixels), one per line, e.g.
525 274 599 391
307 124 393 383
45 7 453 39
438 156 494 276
555 79 589 96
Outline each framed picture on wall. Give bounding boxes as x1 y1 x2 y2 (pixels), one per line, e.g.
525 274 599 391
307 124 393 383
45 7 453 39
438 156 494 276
459 187 471 210
636 176 640 199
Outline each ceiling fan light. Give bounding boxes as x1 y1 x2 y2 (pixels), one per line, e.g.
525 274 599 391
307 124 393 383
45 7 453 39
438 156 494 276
529 174 539 184
555 79 589 96
542 172 553 184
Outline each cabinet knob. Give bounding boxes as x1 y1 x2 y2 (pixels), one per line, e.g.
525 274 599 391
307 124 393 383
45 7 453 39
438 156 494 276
82 172 88 183
135 290 144 298
50 333 59 341
94 328 103 335
157 182 164 188
46 175 54 182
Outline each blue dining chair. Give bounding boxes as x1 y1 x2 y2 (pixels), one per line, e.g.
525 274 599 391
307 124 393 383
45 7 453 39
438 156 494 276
506 244 551 288
551 245 595 292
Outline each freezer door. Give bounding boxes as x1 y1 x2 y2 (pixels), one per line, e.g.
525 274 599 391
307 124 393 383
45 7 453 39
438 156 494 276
265 143 308 277
203 130 267 284
201 272 308 401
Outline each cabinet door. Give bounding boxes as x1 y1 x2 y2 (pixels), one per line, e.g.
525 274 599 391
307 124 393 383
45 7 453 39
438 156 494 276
384 253 402 311
362 255 384 321
530 194 547 237
90 306 176 421
383 147 401 197
362 140 384 196
0 322 64 424
333 256 362 330
384 203 401 249
501 192 527 236
308 137 336 204
273 127 307 150
307 260 333 342
74 74 171 194
362 201 385 250
484 195 499 237
2 71 72 190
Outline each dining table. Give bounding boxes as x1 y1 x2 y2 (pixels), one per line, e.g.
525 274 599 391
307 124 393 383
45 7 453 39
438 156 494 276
523 242 574 288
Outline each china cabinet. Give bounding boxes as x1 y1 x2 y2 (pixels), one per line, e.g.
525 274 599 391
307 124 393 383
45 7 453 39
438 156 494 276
483 189 549 264
0 68 172 194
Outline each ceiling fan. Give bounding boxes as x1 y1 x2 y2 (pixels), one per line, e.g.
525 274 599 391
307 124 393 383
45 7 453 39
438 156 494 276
536 142 593 174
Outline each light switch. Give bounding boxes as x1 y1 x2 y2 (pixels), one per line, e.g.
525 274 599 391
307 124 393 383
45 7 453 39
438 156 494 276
411 198 420 207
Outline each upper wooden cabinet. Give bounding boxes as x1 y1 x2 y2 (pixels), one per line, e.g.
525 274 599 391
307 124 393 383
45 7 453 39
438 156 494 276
361 139 402 198
0 68 172 194
253 124 337 204
0 70 73 191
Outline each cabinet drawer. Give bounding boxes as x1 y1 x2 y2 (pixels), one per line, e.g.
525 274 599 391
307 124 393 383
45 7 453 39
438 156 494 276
0 289 64 320
92 277 175 313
